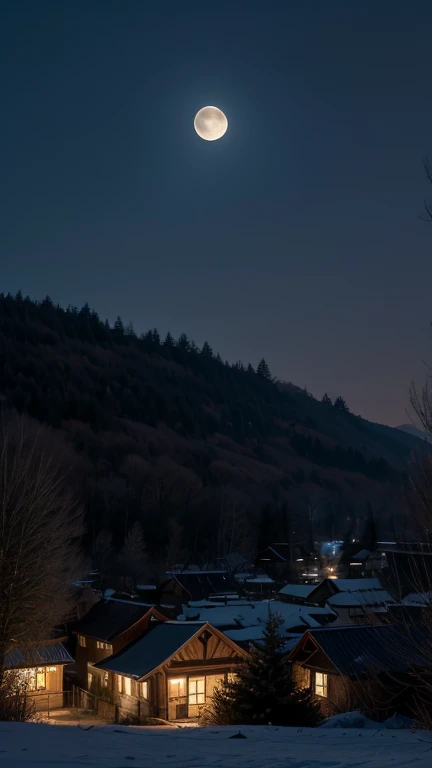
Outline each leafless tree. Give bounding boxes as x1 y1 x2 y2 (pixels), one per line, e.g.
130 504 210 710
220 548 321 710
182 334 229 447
0 412 85 680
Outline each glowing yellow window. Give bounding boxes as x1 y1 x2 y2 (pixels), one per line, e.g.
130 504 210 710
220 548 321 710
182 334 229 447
36 668 46 690
188 677 205 705
315 672 328 698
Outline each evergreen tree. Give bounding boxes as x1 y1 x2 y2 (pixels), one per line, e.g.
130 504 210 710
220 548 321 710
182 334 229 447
201 341 213 358
256 358 272 380
204 614 321 726
152 328 161 345
164 332 175 348
125 322 136 337
334 395 349 412
247 363 255 375
116 522 147 587
360 504 378 552
113 316 124 334
177 333 190 351
322 393 333 406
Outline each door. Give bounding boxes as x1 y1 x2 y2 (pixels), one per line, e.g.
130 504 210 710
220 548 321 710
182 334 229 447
167 677 187 720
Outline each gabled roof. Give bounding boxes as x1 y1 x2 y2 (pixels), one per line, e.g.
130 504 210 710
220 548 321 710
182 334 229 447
94 621 247 680
73 600 160 641
279 584 318 598
5 643 73 670
327 589 393 607
164 571 238 601
288 624 432 676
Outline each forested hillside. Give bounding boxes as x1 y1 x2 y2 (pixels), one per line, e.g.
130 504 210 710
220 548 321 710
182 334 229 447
0 292 426 563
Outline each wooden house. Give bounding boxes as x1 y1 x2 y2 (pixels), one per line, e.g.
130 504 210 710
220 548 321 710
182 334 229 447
160 571 239 607
4 640 73 711
306 578 393 608
92 620 249 722
73 600 167 687
288 624 432 719
278 583 319 605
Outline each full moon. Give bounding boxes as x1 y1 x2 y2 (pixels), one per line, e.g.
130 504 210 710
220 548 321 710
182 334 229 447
194 106 228 141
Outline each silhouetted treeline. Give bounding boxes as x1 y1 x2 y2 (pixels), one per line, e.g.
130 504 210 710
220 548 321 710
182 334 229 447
0 292 422 562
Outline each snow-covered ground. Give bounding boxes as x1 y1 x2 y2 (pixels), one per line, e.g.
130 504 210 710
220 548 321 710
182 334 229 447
0 722 430 768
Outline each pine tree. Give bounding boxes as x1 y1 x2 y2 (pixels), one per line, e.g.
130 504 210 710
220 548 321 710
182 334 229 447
203 614 321 726
360 504 378 552
164 332 175 348
256 359 272 380
177 333 190 351
334 395 349 412
113 316 124 334
322 393 333 406
201 341 213 358
125 322 136 337
116 522 147 587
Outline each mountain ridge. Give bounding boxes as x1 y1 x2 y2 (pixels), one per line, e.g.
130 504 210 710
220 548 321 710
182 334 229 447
0 292 426 559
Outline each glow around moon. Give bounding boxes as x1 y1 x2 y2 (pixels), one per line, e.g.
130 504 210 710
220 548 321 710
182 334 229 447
194 106 228 141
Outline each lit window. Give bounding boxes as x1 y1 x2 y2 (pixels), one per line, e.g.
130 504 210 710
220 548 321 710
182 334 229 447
315 672 328 698
188 677 205 705
117 675 122 693
103 671 109 688
124 677 132 696
47 667 57 673
79 636 86 647
96 641 112 650
168 678 186 699
140 681 148 699
88 672 93 690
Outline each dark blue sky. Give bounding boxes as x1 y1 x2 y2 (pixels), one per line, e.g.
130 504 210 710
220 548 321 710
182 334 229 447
1 0 432 426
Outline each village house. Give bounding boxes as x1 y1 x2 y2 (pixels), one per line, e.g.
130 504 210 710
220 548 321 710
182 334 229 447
278 583 319 605
4 640 73 711
305 578 393 607
288 624 432 719
256 543 318 582
160 570 239 607
91 620 249 722
73 599 167 687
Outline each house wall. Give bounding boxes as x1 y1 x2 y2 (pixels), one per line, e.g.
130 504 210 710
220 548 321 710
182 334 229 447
75 637 113 687
27 665 66 711
91 628 246 722
76 612 163 688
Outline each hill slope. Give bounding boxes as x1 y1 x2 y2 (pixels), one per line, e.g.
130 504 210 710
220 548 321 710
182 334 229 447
0 293 426 560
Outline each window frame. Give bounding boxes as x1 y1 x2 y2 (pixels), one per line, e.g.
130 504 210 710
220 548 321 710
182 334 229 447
140 681 149 700
188 676 205 705
315 671 328 698
78 635 87 648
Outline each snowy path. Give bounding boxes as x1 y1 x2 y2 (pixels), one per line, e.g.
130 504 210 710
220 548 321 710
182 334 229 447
0 722 430 768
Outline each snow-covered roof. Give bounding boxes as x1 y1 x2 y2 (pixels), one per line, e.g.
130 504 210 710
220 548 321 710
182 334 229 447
137 585 157 590
279 584 318 598
328 589 393 607
181 600 335 634
402 592 432 606
333 578 383 591
224 626 301 653
245 575 274 584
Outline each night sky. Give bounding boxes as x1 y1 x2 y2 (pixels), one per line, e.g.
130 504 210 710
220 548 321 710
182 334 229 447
1 1 432 427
